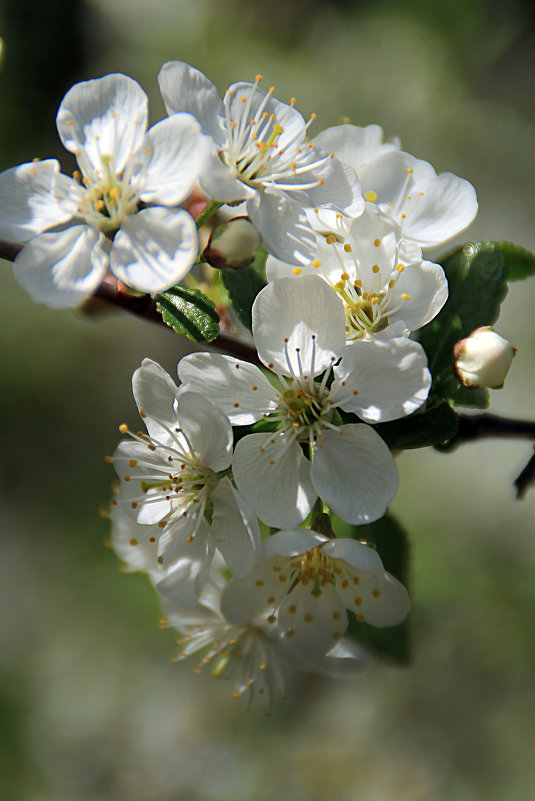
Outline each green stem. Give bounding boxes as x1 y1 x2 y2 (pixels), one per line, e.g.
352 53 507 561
195 199 223 230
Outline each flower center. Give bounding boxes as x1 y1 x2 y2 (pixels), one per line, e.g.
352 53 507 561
292 547 337 597
77 156 139 234
277 381 333 440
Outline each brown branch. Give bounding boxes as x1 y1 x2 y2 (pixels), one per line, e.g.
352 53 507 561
514 447 535 499
1 237 261 365
455 413 535 443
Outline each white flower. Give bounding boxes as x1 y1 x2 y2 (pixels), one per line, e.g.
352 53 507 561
314 123 478 252
109 501 161 579
158 61 363 265
112 359 260 605
178 275 430 528
161 559 372 708
453 326 517 389
220 529 411 662
267 203 448 342
0 73 208 308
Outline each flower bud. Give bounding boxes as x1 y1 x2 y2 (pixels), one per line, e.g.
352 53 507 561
453 326 516 389
203 216 261 270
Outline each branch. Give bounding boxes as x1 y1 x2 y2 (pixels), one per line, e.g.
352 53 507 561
455 413 535 443
514 447 535 499
1 237 261 365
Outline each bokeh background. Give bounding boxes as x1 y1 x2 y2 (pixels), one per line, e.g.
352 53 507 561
1 1 535 798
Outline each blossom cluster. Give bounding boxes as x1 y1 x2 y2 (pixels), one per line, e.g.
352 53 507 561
1 62 480 707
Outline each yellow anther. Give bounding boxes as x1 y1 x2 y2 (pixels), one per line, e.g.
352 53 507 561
312 259 321 268
419 191 424 196
240 96 246 102
304 614 314 623
388 279 395 289
401 293 411 301
326 234 336 245
355 613 365 622
372 588 382 598
372 264 380 273
128 459 138 468
340 272 350 281
105 455 113 464
407 195 412 200
396 264 405 272
119 424 128 433
373 238 381 247
343 243 352 253
255 74 263 81
129 538 138 546
401 213 406 219
407 167 413 173
292 267 302 275
269 87 275 94
365 190 377 202
354 279 362 288
66 120 73 126
290 97 296 105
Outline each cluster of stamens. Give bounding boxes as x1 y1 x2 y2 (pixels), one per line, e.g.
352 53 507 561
75 155 139 234
221 74 333 191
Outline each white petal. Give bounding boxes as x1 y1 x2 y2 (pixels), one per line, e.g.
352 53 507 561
57 74 148 176
156 521 215 605
220 560 285 624
310 638 373 677
110 206 198 293
252 275 346 376
132 113 208 205
177 392 233 472
247 190 317 266
286 156 364 218
199 148 255 203
311 425 398 524
279 582 348 660
226 81 306 150
262 529 327 558
178 353 277 425
323 537 385 573
390 259 448 331
132 358 180 445
0 160 80 242
13 225 107 308
210 478 261 577
332 337 431 422
395 167 478 248
110 503 160 578
158 61 226 146
233 432 316 528
313 124 400 173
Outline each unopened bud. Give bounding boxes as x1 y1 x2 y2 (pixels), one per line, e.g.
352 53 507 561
203 216 261 270
453 326 516 389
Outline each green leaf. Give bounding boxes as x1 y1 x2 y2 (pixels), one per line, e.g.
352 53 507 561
374 401 459 450
417 242 508 408
221 246 267 329
155 286 220 342
345 513 411 664
493 241 535 282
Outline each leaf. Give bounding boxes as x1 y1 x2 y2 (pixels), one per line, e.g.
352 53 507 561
374 401 459 450
155 286 220 342
493 241 535 282
344 513 411 664
221 246 267 329
417 242 508 408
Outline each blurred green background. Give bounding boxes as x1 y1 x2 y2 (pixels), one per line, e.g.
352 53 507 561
1 0 535 798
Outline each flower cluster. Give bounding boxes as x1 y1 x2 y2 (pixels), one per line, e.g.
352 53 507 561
1 61 483 707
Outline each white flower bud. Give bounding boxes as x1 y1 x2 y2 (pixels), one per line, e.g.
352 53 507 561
203 216 261 270
453 326 516 389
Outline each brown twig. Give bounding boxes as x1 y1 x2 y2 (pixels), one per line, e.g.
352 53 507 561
455 413 535 443
514 447 535 499
1 237 261 365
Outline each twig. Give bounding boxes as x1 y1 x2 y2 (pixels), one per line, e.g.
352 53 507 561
455 413 535 443
1 237 260 365
514 447 535 499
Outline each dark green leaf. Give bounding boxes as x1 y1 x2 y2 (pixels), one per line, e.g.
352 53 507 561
374 401 459 450
345 513 411 664
155 286 220 342
417 242 508 407
221 246 267 329
493 241 535 282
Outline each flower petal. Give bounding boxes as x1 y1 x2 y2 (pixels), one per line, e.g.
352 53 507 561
247 190 317 266
390 259 448 331
110 206 198 293
178 353 277 425
13 225 107 308
233 432 316 528
156 521 215 606
110 503 160 578
210 478 261 577
313 123 400 173
311 425 398 524
132 358 180 445
252 275 346 376
158 60 226 146
332 337 431 422
132 113 208 205
57 74 148 176
278 581 348 660
177 392 233 472
0 160 80 242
